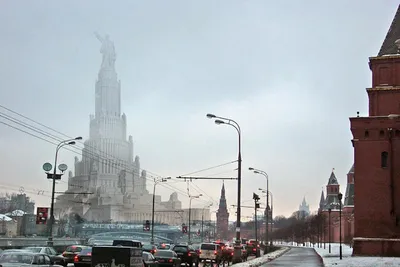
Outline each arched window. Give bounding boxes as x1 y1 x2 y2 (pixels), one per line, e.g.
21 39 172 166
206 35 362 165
381 151 389 168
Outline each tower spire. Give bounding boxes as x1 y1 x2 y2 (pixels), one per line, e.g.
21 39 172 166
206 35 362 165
378 4 400 56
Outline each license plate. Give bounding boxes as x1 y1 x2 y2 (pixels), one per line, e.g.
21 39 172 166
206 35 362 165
82 258 91 262
158 259 165 263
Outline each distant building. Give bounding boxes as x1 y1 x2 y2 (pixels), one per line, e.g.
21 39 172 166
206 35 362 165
0 193 34 214
216 183 229 240
298 197 310 217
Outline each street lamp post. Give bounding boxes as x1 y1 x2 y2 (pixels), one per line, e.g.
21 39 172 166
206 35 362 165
188 194 202 244
328 208 331 253
338 193 343 260
249 167 269 248
207 113 242 263
151 177 171 244
46 137 82 247
258 188 273 247
201 203 213 243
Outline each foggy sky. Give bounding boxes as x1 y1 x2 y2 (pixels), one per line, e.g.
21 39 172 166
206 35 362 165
0 0 398 220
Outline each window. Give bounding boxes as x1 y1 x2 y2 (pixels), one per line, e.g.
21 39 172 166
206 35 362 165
381 151 389 168
380 130 385 137
365 130 369 138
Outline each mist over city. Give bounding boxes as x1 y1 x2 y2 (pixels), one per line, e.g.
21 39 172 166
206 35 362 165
0 1 399 266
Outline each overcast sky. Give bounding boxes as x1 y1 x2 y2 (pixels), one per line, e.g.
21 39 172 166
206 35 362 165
0 0 398 220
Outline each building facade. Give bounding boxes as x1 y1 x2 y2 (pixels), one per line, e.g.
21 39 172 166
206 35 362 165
350 4 400 256
216 183 229 240
54 34 184 224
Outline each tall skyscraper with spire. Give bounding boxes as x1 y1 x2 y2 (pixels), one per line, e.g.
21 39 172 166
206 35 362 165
216 182 229 240
54 33 182 223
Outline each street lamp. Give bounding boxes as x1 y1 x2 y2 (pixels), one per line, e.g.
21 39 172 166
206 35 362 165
206 113 242 263
201 203 213 243
188 194 202 244
328 208 331 253
151 177 171 244
249 167 270 247
45 136 81 246
338 192 343 260
259 188 273 246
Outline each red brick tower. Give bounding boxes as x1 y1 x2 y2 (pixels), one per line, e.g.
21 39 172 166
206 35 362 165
320 170 342 243
342 165 355 245
350 4 400 256
216 182 229 240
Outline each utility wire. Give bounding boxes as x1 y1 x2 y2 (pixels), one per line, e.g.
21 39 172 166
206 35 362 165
180 160 237 176
0 106 213 204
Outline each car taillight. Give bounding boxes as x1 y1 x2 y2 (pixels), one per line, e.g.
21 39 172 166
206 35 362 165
188 252 191 256
87 252 91 256
62 252 66 257
231 252 233 256
253 248 256 251
198 250 201 254
214 250 217 255
74 255 79 262
168 259 173 263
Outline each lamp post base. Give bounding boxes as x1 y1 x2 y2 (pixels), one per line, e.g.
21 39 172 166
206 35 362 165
232 245 242 264
47 237 54 247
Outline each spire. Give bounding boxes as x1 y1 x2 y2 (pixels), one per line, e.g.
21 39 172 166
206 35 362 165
218 182 227 211
319 190 325 210
328 169 339 185
302 196 306 205
378 4 400 56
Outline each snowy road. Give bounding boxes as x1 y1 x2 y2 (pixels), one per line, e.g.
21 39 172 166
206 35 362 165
261 247 323 266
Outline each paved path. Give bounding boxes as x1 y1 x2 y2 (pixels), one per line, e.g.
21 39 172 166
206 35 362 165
262 247 323 267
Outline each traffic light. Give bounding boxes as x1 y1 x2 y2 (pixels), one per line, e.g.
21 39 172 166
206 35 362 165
36 207 49 225
143 220 150 231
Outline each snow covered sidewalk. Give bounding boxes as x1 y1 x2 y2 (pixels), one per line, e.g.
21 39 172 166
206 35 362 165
314 243 400 266
232 247 290 267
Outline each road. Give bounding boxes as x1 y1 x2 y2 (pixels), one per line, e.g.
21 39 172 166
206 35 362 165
262 247 323 267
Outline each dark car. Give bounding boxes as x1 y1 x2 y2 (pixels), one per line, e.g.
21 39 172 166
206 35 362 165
172 245 199 267
142 251 158 267
74 247 92 267
157 244 172 250
143 244 158 254
0 251 63 266
153 250 180 267
23 246 67 266
62 245 88 264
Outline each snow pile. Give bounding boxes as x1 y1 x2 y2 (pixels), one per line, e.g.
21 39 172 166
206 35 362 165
232 247 290 267
5 209 26 216
314 243 400 266
0 214 13 221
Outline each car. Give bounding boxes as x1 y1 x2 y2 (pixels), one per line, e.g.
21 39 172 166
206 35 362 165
0 251 64 266
23 246 67 266
153 250 181 267
74 247 92 267
198 243 222 263
142 251 158 267
172 245 199 267
143 244 158 254
62 245 89 264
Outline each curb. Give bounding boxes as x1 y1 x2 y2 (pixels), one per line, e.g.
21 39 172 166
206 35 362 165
312 248 325 267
